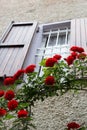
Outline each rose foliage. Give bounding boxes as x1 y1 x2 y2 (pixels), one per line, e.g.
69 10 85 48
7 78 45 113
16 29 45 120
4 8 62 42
0 46 87 130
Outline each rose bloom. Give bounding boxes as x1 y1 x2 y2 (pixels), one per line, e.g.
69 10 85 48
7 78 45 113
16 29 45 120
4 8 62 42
0 90 4 97
7 100 18 110
0 108 7 117
70 46 79 52
45 58 57 67
67 122 80 130
65 55 74 65
71 52 77 60
13 69 24 80
53 54 62 60
77 52 87 59
4 77 15 86
25 64 36 73
17 109 28 118
45 76 55 85
77 47 84 53
4 90 15 100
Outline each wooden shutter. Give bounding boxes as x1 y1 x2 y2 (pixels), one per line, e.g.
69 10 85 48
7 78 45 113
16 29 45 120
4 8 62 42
0 21 37 77
71 18 87 52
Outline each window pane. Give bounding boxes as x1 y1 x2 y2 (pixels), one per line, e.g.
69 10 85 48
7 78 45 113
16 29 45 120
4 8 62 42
48 34 57 46
58 33 66 45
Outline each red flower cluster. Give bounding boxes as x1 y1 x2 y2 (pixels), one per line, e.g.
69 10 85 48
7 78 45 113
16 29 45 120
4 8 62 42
45 76 55 85
25 64 36 73
4 90 15 100
0 90 4 97
45 58 57 67
3 65 36 85
77 52 87 60
67 122 80 130
70 46 84 53
65 55 74 65
53 54 62 60
0 108 7 117
7 99 18 110
17 109 28 118
71 52 77 60
4 77 15 86
13 69 24 80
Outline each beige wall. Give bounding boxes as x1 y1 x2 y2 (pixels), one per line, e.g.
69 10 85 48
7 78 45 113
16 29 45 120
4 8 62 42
0 1 87 129
0 0 87 37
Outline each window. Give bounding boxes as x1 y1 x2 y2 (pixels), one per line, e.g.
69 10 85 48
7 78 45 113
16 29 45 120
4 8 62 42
1 18 87 77
35 21 71 72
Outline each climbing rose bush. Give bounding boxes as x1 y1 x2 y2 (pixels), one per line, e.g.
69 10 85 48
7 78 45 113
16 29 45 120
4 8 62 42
0 45 87 130
65 121 87 130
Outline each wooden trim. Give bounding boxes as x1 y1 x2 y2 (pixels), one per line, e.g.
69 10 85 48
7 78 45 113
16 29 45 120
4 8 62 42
0 43 24 48
0 21 37 43
70 19 76 46
43 20 71 32
13 22 33 26
19 22 38 69
13 21 37 26
0 21 14 43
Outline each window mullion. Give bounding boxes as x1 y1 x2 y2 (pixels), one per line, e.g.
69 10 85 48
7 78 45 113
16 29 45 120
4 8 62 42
46 30 51 47
56 29 59 46
65 27 68 44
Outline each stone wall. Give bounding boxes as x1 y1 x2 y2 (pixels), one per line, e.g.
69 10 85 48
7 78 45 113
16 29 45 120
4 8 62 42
0 0 87 129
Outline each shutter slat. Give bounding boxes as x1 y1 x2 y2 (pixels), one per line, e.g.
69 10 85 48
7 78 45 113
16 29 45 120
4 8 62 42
71 18 87 51
85 18 87 51
75 19 81 46
70 19 76 46
4 48 19 76
0 48 14 76
80 18 87 51
7 48 22 76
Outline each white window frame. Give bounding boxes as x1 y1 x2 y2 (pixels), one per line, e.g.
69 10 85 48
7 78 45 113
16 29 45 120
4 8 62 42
34 20 71 73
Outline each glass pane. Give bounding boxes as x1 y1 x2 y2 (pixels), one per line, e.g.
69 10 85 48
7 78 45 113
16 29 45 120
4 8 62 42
58 33 66 45
42 36 48 47
67 32 70 44
48 35 57 46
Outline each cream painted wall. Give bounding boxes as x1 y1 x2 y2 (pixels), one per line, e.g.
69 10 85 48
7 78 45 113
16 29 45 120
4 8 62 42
0 0 87 36
0 1 87 129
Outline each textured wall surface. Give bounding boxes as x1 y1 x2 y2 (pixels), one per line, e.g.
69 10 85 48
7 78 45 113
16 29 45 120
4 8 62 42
0 0 87 129
0 0 87 36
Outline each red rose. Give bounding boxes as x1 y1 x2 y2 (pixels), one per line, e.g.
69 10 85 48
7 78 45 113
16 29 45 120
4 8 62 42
77 52 87 60
0 108 7 117
77 47 84 53
13 69 24 80
7 100 18 110
25 64 36 73
4 90 15 100
71 52 77 60
45 76 55 85
53 54 62 60
0 90 4 97
67 122 80 130
65 55 74 65
70 46 79 52
17 109 28 118
45 58 57 67
4 77 15 86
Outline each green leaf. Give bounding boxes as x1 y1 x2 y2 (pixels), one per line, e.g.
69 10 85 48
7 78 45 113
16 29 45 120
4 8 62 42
4 113 16 120
39 59 46 66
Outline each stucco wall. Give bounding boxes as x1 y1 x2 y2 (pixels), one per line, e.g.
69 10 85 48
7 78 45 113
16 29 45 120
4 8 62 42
0 0 87 129
0 0 87 36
